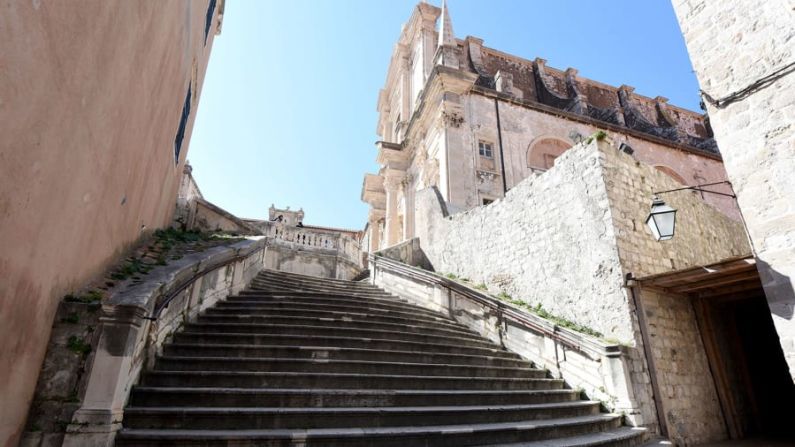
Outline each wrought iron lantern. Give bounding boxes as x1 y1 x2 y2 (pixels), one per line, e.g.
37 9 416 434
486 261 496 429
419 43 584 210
645 197 677 241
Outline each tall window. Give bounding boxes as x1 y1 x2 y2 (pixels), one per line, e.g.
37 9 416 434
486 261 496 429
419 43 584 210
478 141 494 158
174 84 192 165
204 0 217 44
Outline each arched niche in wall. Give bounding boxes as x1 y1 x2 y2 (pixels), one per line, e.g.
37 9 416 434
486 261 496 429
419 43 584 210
527 137 573 170
654 165 687 185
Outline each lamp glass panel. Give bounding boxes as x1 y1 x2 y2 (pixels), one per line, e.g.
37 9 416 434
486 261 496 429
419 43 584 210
652 210 676 240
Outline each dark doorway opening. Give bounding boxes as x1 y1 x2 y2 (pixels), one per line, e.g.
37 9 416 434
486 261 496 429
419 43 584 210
695 289 795 441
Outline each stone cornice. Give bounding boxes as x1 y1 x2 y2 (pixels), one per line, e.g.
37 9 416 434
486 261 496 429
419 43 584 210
471 86 722 161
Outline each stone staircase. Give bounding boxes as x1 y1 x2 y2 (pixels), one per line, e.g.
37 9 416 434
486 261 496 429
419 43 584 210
115 269 647 446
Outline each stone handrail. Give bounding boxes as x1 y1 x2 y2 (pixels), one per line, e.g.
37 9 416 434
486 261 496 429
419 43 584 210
371 255 618 359
62 237 268 446
369 252 651 427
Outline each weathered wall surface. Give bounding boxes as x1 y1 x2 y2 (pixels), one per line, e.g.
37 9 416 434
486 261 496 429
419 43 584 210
62 238 263 447
417 139 750 343
264 242 361 280
600 142 750 278
193 200 256 234
639 287 727 445
416 140 636 341
370 257 658 428
457 94 738 218
0 2 222 445
673 0 795 379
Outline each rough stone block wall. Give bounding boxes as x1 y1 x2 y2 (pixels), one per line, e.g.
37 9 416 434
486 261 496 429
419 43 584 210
600 144 750 278
416 138 750 359
417 140 635 341
640 287 727 445
672 0 795 377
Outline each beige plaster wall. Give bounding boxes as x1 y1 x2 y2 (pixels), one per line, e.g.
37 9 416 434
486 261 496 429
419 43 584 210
456 94 739 219
0 2 221 445
673 0 795 380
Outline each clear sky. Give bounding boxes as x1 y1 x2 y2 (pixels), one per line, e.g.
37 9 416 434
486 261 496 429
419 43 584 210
188 0 700 230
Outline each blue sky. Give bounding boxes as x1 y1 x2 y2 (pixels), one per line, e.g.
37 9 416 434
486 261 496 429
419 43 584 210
188 0 700 230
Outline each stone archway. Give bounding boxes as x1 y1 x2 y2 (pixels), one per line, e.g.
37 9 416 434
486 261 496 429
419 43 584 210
527 137 572 170
654 165 687 185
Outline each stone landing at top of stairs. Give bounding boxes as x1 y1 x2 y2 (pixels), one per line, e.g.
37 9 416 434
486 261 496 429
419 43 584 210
115 268 647 446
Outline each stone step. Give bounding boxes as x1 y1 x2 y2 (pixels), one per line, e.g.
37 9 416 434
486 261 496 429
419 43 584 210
171 332 519 357
129 387 581 408
249 277 384 292
195 313 479 338
181 322 495 348
115 414 623 446
249 279 386 295
203 306 466 331
246 283 396 299
140 371 565 391
162 343 526 366
153 356 546 378
231 292 432 316
482 426 648 447
256 270 379 290
122 402 602 430
214 299 448 322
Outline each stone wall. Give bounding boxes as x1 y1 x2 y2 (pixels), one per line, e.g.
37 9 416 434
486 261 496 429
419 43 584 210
264 241 361 280
638 287 727 445
455 94 738 219
370 256 657 428
0 3 223 444
59 238 265 447
193 199 257 235
600 142 750 278
673 0 795 379
417 139 750 343
417 140 635 341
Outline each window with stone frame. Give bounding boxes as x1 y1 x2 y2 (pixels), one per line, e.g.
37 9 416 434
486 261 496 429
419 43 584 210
174 83 192 166
478 141 494 158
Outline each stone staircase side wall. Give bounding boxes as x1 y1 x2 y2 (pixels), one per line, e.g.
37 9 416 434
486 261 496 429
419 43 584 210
370 257 655 429
58 238 267 447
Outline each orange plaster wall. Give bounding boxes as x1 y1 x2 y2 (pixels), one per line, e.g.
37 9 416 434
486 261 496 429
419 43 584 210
0 1 220 444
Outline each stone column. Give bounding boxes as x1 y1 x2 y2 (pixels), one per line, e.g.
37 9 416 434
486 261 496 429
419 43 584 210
368 210 384 254
402 174 415 240
384 174 403 247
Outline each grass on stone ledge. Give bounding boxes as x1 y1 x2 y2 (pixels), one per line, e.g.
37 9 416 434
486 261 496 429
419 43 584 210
441 272 604 339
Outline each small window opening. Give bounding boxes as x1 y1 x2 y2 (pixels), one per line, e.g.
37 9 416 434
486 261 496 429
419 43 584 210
204 0 217 44
174 84 192 165
482 198 494 205
479 141 494 158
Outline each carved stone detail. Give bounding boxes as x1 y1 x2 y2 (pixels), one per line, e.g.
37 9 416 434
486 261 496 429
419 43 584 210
442 110 465 128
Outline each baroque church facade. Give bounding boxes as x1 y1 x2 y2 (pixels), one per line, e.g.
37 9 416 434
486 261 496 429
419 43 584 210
362 1 737 252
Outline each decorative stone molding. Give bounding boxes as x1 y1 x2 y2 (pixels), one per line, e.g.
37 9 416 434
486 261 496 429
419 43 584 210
441 110 464 128
476 169 497 184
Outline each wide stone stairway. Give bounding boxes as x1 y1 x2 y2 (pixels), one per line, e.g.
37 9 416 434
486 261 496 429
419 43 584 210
116 269 646 446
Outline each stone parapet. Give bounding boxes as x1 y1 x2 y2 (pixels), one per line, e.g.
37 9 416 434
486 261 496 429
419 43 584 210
60 238 267 447
369 254 652 428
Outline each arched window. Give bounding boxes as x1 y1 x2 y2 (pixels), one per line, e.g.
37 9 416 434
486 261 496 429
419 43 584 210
527 137 572 170
654 165 687 185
